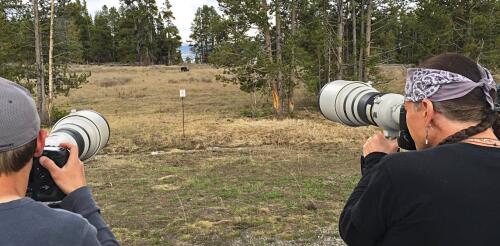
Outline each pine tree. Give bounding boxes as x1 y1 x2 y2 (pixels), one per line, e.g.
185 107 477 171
108 7 120 62
190 5 224 64
158 0 182 65
90 6 113 63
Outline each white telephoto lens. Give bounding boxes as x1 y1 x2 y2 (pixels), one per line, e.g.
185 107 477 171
319 80 404 137
319 80 378 126
49 110 110 161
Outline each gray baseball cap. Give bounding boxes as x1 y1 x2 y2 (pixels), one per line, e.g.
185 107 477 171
0 77 40 152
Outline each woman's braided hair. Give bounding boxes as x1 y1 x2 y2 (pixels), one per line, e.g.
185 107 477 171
417 53 499 145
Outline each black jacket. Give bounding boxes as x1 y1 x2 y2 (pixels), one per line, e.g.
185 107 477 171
340 143 500 246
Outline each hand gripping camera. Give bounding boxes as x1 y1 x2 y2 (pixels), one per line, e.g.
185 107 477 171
319 80 416 150
27 110 110 202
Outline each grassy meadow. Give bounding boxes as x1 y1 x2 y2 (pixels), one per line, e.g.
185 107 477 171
54 64 404 245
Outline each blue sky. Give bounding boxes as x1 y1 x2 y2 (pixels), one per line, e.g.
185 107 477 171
86 0 219 44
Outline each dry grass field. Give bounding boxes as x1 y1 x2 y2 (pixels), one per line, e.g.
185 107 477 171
54 64 406 245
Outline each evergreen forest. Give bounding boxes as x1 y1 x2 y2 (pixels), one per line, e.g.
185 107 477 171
0 0 498 118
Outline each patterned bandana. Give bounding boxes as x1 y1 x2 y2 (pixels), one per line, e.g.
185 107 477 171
404 65 497 110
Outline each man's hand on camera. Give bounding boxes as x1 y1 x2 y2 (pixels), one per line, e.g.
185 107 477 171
39 143 87 194
363 132 399 157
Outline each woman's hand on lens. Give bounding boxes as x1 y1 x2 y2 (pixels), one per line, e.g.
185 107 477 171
39 143 87 194
363 132 399 157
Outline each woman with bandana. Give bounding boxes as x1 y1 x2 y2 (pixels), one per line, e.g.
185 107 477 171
339 53 500 246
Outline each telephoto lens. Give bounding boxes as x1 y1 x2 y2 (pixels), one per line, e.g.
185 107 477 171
46 110 110 161
318 80 404 138
28 110 110 203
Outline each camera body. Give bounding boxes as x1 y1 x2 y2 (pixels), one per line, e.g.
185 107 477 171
398 107 416 150
28 147 70 202
26 110 110 203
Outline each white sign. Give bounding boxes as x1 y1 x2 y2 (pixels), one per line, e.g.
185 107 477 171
179 89 186 98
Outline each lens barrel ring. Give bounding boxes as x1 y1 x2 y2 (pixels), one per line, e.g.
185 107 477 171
51 128 85 156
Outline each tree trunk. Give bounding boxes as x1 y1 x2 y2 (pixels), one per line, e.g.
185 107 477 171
328 46 331 82
135 22 141 64
276 0 284 117
336 0 344 80
261 0 272 61
317 53 322 93
112 29 116 62
358 0 365 80
261 0 281 117
48 0 55 123
352 0 358 80
148 21 154 64
323 0 331 83
33 0 46 123
345 4 349 66
364 0 372 81
288 0 297 115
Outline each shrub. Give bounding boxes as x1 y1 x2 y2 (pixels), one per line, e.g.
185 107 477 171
51 106 69 124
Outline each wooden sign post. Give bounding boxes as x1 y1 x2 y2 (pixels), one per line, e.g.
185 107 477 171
180 89 186 138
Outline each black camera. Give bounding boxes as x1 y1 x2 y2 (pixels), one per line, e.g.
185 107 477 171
398 107 416 150
28 148 70 202
26 110 110 202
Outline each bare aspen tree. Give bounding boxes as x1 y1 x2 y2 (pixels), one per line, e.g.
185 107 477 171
345 2 349 65
352 0 358 79
358 0 365 80
327 44 331 83
364 0 372 81
288 0 297 114
336 0 344 80
323 0 331 83
48 0 55 123
327 46 331 82
275 0 284 117
33 0 46 123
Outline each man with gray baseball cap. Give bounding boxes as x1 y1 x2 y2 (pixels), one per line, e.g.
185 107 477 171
0 77 119 245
